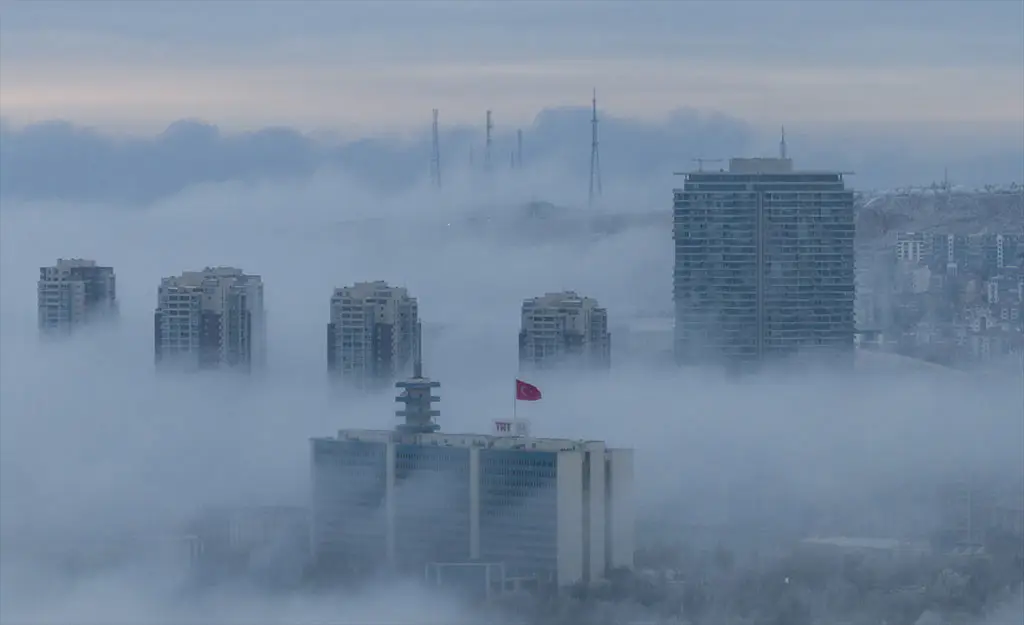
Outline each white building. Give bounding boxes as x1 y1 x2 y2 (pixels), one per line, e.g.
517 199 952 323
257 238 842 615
154 267 265 372
895 232 930 264
37 258 117 334
310 364 634 588
519 291 611 370
327 281 419 388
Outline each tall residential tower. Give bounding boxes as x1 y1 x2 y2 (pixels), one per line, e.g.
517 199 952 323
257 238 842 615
672 157 855 370
38 258 117 334
327 281 419 389
519 291 611 370
154 267 266 372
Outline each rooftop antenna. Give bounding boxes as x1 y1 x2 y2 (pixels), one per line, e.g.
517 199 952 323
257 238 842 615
588 88 602 206
517 128 523 169
485 110 493 173
779 125 788 160
430 109 442 189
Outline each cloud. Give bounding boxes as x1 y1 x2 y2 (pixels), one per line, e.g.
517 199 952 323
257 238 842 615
1 164 1022 622
2 115 1022 209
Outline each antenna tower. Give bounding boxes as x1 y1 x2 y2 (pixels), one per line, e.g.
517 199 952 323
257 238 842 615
779 125 788 160
485 110 493 173
516 129 523 169
588 89 602 206
430 109 442 188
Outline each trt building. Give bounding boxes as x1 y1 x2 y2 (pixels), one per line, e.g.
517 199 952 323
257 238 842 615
327 281 419 389
519 291 611 370
310 351 634 589
154 267 266 372
672 156 856 370
37 258 117 334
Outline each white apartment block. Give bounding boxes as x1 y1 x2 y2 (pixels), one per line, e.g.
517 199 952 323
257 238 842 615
311 428 633 588
327 281 419 388
519 291 611 370
154 267 266 372
37 258 117 334
895 232 929 264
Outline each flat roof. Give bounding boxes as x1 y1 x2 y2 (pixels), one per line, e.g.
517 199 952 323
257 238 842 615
315 428 623 453
673 170 852 176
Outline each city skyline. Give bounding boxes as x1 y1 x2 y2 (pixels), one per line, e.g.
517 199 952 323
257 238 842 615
2 2 1022 621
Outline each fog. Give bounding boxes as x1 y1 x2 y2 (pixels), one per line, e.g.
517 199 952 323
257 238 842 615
1 159 1022 624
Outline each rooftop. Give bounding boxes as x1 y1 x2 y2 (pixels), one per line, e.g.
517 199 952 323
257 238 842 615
673 157 852 177
318 428 613 453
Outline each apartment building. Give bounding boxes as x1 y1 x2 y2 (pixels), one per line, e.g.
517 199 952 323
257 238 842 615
310 363 634 588
327 281 419 389
895 232 930 264
672 157 856 370
154 267 265 372
37 258 117 334
519 291 611 370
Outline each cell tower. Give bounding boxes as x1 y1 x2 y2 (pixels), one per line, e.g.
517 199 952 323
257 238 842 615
779 125 788 160
484 110 493 173
588 89 602 206
517 128 523 169
430 109 442 188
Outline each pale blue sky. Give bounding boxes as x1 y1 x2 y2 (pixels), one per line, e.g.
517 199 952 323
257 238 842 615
2 0 1021 139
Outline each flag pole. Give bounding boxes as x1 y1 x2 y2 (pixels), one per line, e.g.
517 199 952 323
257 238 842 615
513 379 518 419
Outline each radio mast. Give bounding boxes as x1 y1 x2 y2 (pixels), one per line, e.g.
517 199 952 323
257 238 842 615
588 89 602 206
430 109 442 188
517 128 523 169
485 110 493 173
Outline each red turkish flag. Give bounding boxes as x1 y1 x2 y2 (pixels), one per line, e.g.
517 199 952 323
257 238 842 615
515 379 542 401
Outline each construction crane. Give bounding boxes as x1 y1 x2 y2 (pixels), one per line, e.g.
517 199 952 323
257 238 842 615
691 158 723 172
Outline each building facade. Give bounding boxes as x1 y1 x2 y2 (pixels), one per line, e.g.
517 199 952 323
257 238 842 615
38 258 117 334
519 291 611 370
327 281 419 389
673 157 856 370
310 363 634 588
154 267 265 372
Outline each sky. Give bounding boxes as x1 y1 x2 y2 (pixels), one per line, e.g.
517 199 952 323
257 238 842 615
1 0 1022 136
1 0 1022 197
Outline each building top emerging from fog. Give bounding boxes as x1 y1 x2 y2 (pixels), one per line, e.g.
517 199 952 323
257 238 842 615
38 258 117 334
310 361 634 589
154 266 265 372
328 280 419 389
673 156 856 371
519 291 611 370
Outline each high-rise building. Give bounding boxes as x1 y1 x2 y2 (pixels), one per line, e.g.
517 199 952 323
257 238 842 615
327 281 419 389
154 267 265 372
673 157 856 370
310 357 634 588
519 291 611 370
37 258 117 334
